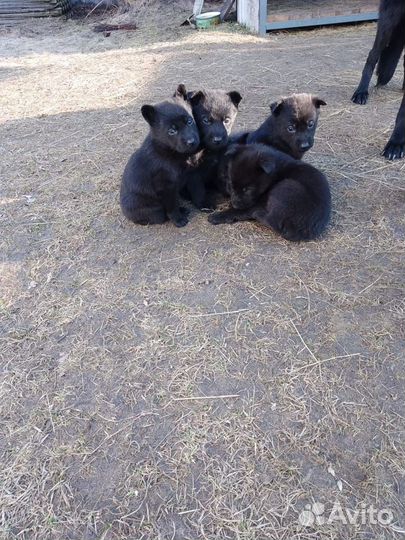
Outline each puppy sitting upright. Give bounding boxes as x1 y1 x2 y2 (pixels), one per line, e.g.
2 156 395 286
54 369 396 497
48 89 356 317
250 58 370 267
209 144 331 242
232 93 326 159
120 85 200 227
183 89 242 209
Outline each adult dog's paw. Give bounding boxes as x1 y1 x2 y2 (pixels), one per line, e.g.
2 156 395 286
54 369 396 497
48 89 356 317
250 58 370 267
351 90 369 105
382 141 405 160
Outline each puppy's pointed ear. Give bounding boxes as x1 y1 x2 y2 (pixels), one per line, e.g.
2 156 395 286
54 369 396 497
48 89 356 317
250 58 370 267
312 97 327 108
141 105 156 126
225 144 242 157
260 158 275 175
228 91 242 108
188 90 204 106
174 84 188 100
270 100 283 115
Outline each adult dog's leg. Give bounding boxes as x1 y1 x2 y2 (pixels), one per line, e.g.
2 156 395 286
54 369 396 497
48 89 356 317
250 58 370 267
382 93 405 160
352 17 393 105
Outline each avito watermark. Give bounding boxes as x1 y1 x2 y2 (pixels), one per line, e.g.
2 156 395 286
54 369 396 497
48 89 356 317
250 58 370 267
298 501 394 527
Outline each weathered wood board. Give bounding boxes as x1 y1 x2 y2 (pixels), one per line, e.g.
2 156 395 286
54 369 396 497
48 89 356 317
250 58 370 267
0 0 69 22
238 0 378 34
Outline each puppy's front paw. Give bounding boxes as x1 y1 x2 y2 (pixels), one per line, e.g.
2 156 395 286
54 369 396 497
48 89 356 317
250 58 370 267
170 213 189 227
382 141 405 160
208 211 231 225
179 206 190 217
351 90 369 105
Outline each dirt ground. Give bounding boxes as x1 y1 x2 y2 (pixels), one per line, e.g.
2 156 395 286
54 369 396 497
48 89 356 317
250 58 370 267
0 3 404 539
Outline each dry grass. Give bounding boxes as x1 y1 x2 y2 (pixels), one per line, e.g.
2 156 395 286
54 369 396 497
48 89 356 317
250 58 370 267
0 6 404 540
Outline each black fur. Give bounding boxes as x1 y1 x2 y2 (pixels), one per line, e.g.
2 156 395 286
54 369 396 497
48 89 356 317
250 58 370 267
352 0 405 105
383 92 405 159
376 21 405 86
120 85 200 227
209 144 331 242
352 0 405 159
231 93 326 160
183 89 242 209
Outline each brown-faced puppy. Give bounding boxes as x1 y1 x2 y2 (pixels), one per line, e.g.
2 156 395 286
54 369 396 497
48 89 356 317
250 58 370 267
231 93 326 159
183 89 242 209
120 85 200 227
209 144 331 242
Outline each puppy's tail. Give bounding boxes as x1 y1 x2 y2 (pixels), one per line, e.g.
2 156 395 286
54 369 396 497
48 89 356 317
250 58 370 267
377 25 405 86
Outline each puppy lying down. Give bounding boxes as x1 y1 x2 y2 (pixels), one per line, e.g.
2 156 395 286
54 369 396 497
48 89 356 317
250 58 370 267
209 144 331 242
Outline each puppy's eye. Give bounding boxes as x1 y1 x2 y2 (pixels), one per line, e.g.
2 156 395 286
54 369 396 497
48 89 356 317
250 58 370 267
223 117 231 125
202 116 211 125
287 125 296 133
242 187 248 193
307 120 315 129
186 117 194 126
168 126 178 136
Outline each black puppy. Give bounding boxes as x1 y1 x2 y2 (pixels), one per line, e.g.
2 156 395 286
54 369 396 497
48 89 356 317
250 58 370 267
352 0 405 160
183 89 242 209
209 144 331 242
120 85 200 227
231 93 326 159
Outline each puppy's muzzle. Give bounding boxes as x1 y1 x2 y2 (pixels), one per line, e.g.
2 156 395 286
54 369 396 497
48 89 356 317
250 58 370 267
186 137 198 149
299 141 312 151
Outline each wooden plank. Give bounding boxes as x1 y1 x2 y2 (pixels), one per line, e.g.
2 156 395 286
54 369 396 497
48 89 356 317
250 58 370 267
0 5 64 17
259 0 266 34
0 1 56 4
237 0 260 32
0 3 62 7
0 9 63 15
193 0 204 16
0 7 64 12
0 0 62 5
0 0 67 19
0 0 66 7
266 11 378 30
0 13 63 19
220 0 236 21
0 7 62 13
266 0 379 19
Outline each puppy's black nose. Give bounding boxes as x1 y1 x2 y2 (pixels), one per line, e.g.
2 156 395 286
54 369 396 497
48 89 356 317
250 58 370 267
300 142 311 150
186 138 197 148
213 136 223 145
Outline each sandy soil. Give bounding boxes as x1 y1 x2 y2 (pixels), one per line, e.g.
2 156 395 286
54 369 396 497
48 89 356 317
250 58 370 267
0 5 404 539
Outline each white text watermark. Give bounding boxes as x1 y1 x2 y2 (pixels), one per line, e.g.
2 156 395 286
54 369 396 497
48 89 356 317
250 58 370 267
298 501 394 527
